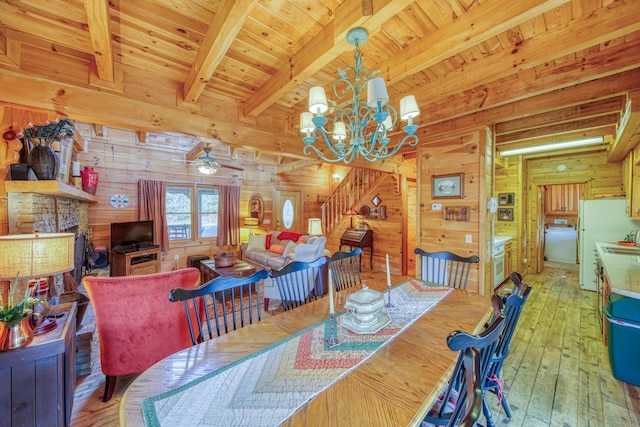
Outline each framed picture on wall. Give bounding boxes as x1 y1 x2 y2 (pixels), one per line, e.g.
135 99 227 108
498 192 514 205
498 208 514 221
432 173 464 199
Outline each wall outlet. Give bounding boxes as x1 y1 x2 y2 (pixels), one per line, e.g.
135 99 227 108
465 234 472 243
523 258 528 264
174 254 179 261
432 203 443 210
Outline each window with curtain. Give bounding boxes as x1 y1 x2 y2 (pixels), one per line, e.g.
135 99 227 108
166 185 219 241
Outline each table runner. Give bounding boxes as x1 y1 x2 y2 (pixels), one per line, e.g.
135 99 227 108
142 279 452 427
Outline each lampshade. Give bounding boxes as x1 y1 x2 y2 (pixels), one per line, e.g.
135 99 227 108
308 218 323 236
367 77 389 108
0 233 75 280
198 164 217 175
243 217 259 228
400 95 420 120
344 207 359 216
333 121 347 140
300 112 314 133
308 86 328 115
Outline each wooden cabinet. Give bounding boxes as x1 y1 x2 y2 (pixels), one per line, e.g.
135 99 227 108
545 183 583 214
0 303 77 427
339 229 373 268
504 240 513 278
110 247 161 276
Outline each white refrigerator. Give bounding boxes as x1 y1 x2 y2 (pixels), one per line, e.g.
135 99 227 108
578 197 639 291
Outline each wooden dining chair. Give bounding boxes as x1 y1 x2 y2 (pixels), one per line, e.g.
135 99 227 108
169 269 269 344
327 248 362 291
482 272 532 427
422 315 505 427
413 248 480 289
269 257 327 311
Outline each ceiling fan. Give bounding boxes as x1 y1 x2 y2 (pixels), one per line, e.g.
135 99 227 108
174 145 245 174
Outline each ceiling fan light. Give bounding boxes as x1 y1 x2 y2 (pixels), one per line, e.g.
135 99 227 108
499 136 604 156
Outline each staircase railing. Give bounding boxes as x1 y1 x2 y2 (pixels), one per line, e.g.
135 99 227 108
322 168 385 236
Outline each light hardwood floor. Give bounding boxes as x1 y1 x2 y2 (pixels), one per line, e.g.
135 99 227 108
69 266 640 426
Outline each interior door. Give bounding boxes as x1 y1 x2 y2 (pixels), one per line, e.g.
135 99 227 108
275 190 302 232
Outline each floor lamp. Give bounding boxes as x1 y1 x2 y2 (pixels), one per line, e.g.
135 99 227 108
0 232 75 335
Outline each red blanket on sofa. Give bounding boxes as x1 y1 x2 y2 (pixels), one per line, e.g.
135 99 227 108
277 231 304 242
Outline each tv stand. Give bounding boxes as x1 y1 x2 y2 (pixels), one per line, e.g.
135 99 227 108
110 247 161 276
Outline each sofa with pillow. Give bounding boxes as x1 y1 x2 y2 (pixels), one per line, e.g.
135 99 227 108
242 230 327 271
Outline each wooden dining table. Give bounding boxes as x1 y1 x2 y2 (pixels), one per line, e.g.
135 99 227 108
120 277 492 427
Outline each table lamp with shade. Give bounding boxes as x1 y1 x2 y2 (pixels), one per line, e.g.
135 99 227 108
307 218 323 236
0 232 75 335
243 217 259 236
344 207 359 228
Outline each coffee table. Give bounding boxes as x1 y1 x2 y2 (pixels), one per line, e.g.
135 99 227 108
199 260 257 283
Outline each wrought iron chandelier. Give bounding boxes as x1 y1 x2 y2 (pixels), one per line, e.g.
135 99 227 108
300 28 420 164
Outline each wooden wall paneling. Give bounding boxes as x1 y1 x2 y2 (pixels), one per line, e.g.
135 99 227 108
417 127 488 294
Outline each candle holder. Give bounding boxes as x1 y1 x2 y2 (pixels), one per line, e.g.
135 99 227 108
325 314 340 348
385 285 394 308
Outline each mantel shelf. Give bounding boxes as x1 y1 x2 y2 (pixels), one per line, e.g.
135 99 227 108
4 181 98 202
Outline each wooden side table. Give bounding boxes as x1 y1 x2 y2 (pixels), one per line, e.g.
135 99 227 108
0 302 77 427
199 260 257 283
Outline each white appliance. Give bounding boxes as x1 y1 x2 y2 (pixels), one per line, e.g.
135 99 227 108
545 223 577 263
493 240 505 288
578 198 639 291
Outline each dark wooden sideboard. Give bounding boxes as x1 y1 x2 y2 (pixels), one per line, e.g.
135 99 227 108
0 302 77 427
339 228 373 268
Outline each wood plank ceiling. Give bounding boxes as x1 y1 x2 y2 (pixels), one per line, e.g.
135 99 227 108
0 0 639 170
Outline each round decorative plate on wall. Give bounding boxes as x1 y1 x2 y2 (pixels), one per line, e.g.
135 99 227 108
110 194 130 209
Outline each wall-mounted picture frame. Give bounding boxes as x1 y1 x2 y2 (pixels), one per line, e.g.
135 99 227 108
498 208 514 221
432 173 464 199
444 206 470 222
498 192 514 206
379 205 386 220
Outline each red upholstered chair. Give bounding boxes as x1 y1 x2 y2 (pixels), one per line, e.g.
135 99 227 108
82 268 201 401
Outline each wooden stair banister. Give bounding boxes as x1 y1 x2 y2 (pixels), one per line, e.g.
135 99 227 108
321 168 386 236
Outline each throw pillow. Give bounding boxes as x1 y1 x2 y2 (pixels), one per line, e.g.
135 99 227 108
269 244 286 254
283 240 296 259
265 233 272 249
247 234 267 251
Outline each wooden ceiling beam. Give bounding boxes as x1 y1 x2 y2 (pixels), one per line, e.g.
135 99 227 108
83 0 114 83
496 115 620 144
407 0 640 108
242 0 414 117
378 0 569 86
181 0 257 105
0 23 19 69
495 97 626 135
275 160 321 174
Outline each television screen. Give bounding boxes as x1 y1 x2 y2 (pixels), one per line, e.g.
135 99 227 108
110 220 154 250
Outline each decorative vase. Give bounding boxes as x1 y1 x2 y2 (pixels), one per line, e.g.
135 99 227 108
28 144 60 180
0 314 42 352
81 167 99 195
